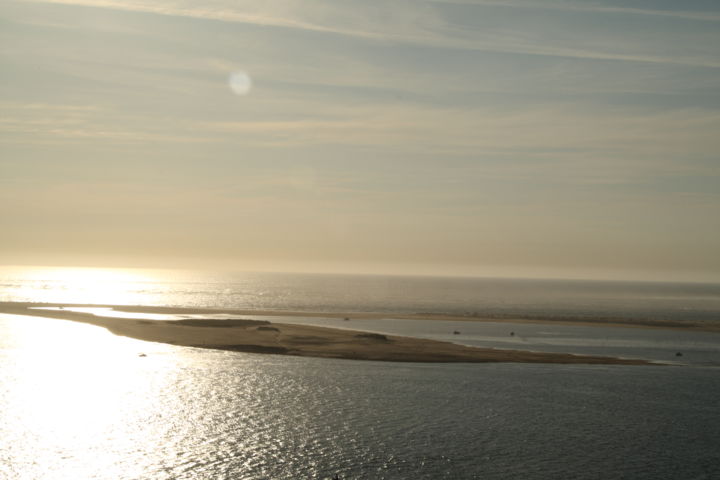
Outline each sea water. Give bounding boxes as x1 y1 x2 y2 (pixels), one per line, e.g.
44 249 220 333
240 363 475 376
1 267 720 479
2 267 720 324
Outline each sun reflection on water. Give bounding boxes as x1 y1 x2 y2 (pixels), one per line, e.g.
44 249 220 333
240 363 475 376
1 266 165 306
0 314 185 479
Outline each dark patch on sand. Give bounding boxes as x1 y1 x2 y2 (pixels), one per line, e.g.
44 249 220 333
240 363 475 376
257 326 280 332
170 319 269 328
355 333 390 342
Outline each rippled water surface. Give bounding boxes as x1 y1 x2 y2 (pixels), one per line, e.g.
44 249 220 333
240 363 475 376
1 315 720 480
2 267 720 478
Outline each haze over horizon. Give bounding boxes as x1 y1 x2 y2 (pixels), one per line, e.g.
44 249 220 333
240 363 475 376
2 0 720 282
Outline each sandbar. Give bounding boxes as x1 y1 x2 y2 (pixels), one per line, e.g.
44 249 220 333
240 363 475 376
15 302 717 331
0 302 660 365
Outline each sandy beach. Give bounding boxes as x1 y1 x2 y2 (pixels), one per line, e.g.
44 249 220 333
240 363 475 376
0 302 662 365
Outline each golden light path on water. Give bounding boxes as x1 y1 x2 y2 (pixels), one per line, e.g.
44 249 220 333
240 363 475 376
2 266 166 306
0 312 186 479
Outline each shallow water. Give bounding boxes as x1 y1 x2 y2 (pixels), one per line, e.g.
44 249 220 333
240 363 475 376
242 315 720 366
1 315 720 479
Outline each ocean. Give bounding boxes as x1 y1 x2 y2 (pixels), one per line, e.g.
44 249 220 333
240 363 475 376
2 266 720 324
1 267 720 479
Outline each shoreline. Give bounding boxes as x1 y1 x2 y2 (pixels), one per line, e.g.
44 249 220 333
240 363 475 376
0 302 660 365
1 301 717 332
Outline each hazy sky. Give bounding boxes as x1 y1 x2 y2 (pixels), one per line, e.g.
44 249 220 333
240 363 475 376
2 0 719 280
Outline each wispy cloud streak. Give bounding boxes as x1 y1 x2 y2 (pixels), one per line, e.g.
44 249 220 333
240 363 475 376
432 0 720 22
25 0 720 67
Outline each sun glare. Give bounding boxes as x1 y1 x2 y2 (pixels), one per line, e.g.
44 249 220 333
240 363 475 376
0 314 181 478
4 266 160 305
228 71 252 95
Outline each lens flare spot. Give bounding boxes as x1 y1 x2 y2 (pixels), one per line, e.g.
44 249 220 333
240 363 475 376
228 71 252 95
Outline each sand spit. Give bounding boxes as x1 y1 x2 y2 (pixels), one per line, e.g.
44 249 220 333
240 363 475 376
0 302 659 365
16 302 717 331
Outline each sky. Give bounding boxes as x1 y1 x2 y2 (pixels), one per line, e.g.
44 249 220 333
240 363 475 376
1 0 719 281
